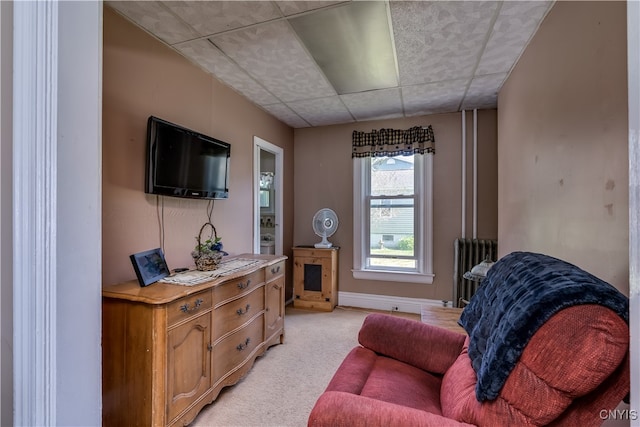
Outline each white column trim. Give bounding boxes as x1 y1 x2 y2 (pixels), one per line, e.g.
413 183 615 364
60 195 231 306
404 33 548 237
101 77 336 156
13 1 58 424
627 0 640 418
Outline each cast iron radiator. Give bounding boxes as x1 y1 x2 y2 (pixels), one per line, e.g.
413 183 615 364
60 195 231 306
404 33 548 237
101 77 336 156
453 238 498 307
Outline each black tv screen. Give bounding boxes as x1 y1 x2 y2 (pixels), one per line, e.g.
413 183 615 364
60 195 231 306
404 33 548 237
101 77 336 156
145 116 230 199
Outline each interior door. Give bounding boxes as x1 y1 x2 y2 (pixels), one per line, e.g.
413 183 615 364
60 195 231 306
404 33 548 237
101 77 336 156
253 137 283 256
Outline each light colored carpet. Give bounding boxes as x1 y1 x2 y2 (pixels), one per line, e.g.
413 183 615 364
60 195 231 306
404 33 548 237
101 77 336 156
191 306 417 427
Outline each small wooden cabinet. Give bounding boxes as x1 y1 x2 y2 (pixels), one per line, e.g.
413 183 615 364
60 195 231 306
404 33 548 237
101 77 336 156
293 246 338 311
102 254 286 427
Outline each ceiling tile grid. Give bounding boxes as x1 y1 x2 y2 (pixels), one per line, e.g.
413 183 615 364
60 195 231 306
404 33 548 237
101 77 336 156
108 0 555 128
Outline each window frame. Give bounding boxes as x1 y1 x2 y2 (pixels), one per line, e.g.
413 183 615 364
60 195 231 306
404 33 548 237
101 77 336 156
353 153 434 284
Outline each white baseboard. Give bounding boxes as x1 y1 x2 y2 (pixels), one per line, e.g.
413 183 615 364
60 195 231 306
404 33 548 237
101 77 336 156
338 291 449 314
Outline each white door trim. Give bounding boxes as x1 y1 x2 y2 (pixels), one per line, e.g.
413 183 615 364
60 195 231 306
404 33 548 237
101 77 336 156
13 1 58 424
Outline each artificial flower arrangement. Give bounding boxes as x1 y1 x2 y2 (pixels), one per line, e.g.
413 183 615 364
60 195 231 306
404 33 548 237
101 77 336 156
191 222 227 271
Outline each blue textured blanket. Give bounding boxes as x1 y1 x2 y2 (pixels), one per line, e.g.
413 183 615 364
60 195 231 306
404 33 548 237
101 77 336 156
458 252 629 402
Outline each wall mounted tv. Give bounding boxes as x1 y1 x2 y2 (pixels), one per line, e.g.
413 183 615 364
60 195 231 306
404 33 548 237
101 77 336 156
145 116 230 200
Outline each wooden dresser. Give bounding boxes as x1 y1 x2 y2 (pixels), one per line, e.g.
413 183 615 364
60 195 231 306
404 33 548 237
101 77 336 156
102 254 286 427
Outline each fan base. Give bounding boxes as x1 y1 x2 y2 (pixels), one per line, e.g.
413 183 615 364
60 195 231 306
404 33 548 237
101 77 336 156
314 242 333 249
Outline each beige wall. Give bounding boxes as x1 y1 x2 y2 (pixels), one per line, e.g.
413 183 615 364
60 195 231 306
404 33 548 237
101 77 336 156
293 110 498 302
498 1 628 293
103 7 294 287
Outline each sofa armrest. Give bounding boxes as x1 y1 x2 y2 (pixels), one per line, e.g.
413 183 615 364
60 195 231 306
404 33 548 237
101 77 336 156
308 391 474 427
358 313 466 374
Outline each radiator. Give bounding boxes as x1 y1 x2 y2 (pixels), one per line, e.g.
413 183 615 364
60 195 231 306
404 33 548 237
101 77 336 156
453 238 498 307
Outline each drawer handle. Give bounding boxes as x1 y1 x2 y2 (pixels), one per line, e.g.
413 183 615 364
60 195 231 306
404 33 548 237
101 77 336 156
271 265 281 274
236 304 251 316
180 298 203 313
237 279 251 290
236 338 251 351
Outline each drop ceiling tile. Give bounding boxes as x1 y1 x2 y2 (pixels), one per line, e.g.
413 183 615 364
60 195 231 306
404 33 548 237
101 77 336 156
175 39 279 106
274 1 347 17
261 103 311 128
341 88 404 121
212 21 336 103
391 1 499 86
402 80 467 116
476 1 554 75
162 1 283 37
461 73 506 110
107 1 199 44
286 97 354 126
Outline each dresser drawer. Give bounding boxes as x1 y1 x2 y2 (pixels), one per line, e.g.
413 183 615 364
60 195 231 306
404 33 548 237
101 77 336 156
167 290 212 327
265 260 285 282
214 270 264 306
213 315 264 383
213 287 265 341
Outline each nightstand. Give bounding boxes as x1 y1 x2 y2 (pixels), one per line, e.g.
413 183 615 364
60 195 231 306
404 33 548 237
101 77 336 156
292 246 339 311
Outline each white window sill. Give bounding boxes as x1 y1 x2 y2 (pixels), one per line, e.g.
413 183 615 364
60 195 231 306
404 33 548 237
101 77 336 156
352 269 434 284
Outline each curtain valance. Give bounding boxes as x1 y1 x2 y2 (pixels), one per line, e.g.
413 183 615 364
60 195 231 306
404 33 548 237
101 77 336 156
352 125 435 158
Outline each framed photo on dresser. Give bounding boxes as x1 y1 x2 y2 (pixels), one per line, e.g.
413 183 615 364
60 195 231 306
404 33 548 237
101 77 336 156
129 248 170 287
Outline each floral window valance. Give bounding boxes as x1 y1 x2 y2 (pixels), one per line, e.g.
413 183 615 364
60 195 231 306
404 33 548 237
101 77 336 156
352 125 435 158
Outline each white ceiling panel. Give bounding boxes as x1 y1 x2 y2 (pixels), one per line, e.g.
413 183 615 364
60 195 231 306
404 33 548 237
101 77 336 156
286 96 354 127
462 73 507 110
175 39 280 106
391 1 499 85
211 20 336 102
261 103 310 128
164 1 282 37
403 79 467 116
341 88 404 121
108 0 555 128
108 1 200 45
476 1 554 75
274 1 347 17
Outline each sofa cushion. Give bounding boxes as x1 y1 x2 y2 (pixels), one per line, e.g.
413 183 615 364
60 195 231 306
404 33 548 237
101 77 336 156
441 305 629 426
326 346 444 415
360 355 443 414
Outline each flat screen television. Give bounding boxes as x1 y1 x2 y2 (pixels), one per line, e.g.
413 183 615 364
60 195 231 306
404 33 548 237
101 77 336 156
145 116 230 199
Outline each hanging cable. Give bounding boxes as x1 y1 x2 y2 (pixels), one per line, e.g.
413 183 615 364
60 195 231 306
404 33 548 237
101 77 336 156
156 195 165 253
207 199 215 223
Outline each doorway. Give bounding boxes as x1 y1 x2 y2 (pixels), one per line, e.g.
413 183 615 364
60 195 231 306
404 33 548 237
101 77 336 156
253 136 283 256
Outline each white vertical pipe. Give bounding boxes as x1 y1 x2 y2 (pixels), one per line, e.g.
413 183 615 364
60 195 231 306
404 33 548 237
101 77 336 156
473 109 478 239
461 110 466 239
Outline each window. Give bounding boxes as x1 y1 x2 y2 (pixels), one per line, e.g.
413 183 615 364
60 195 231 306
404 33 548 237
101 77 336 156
353 153 433 284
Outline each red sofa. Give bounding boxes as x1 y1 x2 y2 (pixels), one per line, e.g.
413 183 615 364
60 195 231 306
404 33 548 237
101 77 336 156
308 253 630 426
